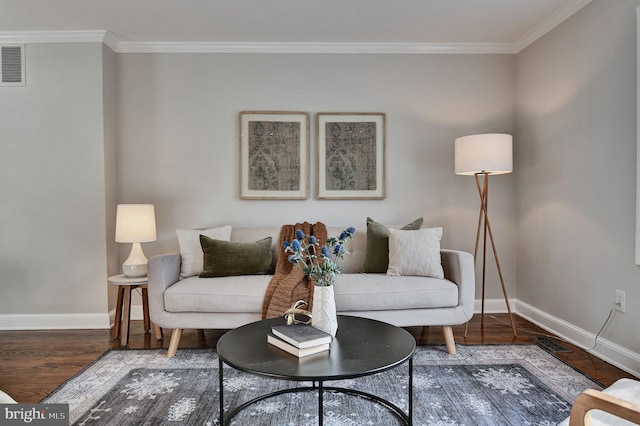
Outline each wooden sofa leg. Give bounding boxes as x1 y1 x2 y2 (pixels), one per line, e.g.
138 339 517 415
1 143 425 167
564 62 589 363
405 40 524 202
154 325 163 341
442 326 457 355
167 328 183 358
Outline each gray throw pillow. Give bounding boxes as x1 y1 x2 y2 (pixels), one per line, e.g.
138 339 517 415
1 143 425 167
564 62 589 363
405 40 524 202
362 217 423 273
199 235 272 278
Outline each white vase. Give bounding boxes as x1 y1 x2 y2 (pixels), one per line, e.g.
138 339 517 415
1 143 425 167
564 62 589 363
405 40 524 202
312 285 338 337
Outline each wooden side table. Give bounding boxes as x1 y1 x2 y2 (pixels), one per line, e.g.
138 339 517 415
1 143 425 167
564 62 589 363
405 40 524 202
108 274 162 346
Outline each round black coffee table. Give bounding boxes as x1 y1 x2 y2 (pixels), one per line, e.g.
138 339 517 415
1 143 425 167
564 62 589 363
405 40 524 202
217 315 416 425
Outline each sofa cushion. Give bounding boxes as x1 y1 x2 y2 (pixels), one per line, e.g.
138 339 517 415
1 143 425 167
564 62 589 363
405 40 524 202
164 274 458 314
333 273 458 311
387 227 444 278
164 275 272 313
363 217 423 273
199 236 272 278
177 226 232 278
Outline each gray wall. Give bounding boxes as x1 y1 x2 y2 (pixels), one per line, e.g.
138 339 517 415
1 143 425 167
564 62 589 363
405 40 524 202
0 43 111 327
115 53 517 301
103 45 120 312
516 0 640 356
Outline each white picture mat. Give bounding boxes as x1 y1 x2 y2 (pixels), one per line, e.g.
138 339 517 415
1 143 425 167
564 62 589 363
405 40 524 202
239 111 309 199
317 113 385 199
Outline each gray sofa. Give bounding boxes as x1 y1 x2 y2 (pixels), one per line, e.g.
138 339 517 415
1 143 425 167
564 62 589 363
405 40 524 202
148 226 475 357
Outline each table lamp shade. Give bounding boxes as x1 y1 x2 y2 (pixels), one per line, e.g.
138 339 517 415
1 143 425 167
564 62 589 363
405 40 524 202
115 204 156 277
455 133 513 175
115 204 157 243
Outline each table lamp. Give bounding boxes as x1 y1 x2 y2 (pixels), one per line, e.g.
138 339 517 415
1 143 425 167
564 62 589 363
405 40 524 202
455 133 517 336
115 204 157 278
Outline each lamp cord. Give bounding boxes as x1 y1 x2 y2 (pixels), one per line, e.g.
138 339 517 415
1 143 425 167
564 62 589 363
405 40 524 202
490 307 615 382
487 315 564 341
586 307 615 352
488 305 616 351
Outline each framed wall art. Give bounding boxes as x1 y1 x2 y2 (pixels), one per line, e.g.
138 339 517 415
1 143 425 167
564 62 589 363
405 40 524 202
239 111 309 199
317 112 386 199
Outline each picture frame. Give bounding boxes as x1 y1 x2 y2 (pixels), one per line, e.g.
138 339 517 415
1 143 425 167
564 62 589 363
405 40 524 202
317 112 386 199
239 111 309 199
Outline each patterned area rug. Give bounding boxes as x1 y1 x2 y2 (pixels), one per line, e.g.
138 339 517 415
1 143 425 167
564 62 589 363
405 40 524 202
42 345 601 425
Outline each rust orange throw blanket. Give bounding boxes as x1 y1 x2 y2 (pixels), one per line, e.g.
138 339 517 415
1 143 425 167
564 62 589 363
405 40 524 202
262 222 328 319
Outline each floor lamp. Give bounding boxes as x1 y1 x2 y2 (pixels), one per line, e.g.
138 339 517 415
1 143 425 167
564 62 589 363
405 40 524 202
455 133 517 336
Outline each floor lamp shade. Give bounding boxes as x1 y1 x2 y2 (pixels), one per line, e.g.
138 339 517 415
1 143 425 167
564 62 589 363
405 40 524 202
115 204 157 277
455 133 513 175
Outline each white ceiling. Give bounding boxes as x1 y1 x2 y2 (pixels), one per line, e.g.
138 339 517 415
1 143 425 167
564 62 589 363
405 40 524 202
0 0 592 53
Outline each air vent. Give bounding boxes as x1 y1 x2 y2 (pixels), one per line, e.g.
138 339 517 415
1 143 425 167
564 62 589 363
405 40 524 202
1 44 25 86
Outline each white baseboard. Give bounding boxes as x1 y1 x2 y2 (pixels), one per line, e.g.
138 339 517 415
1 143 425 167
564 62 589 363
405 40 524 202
108 305 145 328
0 313 110 330
0 305 146 330
513 300 640 378
474 298 517 314
478 298 640 377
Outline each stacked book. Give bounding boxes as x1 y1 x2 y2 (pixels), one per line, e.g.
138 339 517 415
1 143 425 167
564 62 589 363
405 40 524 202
267 324 332 358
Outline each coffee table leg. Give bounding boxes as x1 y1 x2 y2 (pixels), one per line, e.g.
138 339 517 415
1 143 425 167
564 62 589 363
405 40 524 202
318 380 323 426
409 356 413 425
219 358 224 425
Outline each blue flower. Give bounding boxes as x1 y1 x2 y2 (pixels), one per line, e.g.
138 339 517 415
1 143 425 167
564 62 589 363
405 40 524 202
281 226 355 286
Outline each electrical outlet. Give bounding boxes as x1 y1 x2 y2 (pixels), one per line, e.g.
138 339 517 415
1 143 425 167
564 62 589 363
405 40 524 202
615 290 626 313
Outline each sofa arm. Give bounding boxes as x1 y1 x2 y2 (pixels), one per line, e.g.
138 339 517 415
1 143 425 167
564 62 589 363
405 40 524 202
441 249 475 317
147 253 181 325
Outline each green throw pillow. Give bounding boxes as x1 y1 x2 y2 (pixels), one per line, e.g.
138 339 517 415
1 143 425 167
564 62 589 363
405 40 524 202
362 217 423 273
199 235 273 278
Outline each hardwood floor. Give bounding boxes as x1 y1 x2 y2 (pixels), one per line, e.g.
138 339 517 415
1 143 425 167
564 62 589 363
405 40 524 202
0 314 635 404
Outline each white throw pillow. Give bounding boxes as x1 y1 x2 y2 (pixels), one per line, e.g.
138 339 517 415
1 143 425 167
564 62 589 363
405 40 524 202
176 226 232 278
387 227 444 278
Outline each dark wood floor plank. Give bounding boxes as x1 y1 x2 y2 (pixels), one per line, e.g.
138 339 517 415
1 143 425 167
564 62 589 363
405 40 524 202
0 314 635 403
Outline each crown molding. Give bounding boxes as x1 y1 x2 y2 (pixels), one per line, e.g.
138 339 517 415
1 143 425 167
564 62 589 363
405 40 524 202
102 31 120 52
0 30 107 44
512 0 592 53
0 32 515 54
114 41 515 54
0 31 514 54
